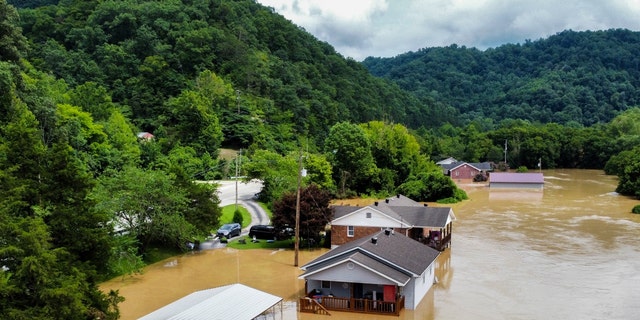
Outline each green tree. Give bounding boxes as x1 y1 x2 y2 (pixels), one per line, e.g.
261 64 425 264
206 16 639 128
360 121 434 192
162 89 223 156
243 149 298 204
102 110 141 170
397 172 466 202
68 81 117 122
0 88 121 319
614 146 640 199
0 0 26 63
91 166 195 251
325 122 376 196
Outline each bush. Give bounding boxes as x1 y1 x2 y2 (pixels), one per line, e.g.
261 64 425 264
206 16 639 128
516 166 528 173
473 173 488 182
232 209 243 225
632 205 640 214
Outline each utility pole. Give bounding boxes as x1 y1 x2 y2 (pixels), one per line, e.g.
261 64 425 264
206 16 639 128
294 149 303 267
236 90 241 114
504 139 508 165
235 149 241 211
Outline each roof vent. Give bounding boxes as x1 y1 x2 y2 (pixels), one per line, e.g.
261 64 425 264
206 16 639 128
374 201 378 206
396 194 400 198
371 237 378 244
424 203 428 207
385 199 389 203
384 229 391 236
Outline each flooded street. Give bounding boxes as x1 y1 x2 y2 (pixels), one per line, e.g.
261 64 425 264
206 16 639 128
101 169 640 319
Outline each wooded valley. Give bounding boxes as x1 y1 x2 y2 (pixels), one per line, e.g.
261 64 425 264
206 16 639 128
1 0 639 318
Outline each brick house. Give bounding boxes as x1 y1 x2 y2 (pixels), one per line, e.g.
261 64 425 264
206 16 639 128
330 195 455 251
440 161 492 180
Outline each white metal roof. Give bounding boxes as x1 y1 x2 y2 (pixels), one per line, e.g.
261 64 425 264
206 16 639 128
138 283 282 320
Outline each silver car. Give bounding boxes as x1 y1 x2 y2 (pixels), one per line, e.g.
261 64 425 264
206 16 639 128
216 223 241 238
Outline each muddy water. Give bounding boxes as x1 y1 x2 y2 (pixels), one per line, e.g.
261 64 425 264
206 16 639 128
101 169 640 319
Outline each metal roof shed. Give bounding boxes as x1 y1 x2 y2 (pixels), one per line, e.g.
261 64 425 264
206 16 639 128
138 283 282 320
489 172 544 189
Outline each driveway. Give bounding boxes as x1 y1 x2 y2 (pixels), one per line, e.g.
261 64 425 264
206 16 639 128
215 179 269 228
199 179 267 249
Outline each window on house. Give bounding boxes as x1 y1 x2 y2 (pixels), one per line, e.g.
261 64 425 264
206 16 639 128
347 226 354 237
366 212 371 218
321 281 331 289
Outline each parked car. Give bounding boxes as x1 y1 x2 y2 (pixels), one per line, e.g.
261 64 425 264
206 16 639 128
216 223 241 239
249 225 276 240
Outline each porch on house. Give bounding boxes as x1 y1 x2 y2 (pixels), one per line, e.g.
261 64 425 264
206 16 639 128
410 224 452 251
299 282 404 316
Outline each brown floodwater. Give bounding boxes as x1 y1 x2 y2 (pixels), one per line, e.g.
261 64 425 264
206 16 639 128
101 169 640 319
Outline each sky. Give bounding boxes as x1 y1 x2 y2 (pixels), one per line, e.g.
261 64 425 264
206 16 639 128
257 0 640 61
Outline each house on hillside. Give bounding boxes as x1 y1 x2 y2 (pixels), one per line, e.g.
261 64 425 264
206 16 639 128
331 195 456 251
489 172 544 189
298 229 441 315
137 131 154 141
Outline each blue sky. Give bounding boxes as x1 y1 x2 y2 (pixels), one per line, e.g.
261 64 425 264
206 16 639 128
258 0 640 61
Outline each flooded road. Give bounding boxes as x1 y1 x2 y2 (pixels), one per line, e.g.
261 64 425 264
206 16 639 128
101 169 640 319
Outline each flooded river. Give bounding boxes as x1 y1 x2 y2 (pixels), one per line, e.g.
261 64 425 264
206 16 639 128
101 169 640 319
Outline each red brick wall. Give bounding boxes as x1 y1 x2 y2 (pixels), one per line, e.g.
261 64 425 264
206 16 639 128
331 225 409 246
450 164 479 180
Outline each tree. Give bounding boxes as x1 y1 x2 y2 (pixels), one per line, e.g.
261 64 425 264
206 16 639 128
324 122 376 196
41 142 113 274
91 166 195 251
271 184 332 244
162 89 223 156
397 172 466 202
102 110 141 170
0 86 121 319
68 81 117 122
243 149 298 204
614 146 640 199
0 0 26 63
360 121 434 192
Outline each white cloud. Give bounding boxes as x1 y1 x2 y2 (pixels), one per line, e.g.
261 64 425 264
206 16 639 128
258 0 640 61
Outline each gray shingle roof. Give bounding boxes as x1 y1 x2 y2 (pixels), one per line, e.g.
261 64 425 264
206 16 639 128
386 206 452 228
332 195 454 228
441 161 493 171
298 251 413 285
301 230 440 280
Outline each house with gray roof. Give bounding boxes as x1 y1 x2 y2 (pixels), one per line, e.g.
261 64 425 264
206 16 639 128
298 229 441 315
331 195 455 251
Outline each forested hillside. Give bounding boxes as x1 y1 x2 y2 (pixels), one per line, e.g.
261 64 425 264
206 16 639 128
2 0 640 317
14 0 448 153
363 29 640 127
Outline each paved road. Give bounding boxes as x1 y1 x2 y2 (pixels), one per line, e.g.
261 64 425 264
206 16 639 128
199 179 267 250
215 179 269 228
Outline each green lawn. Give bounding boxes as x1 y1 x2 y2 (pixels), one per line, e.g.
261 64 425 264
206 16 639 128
225 236 294 249
218 204 251 228
217 203 273 228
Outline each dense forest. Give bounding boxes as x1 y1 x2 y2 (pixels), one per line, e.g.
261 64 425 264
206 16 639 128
363 29 640 127
1 0 640 318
